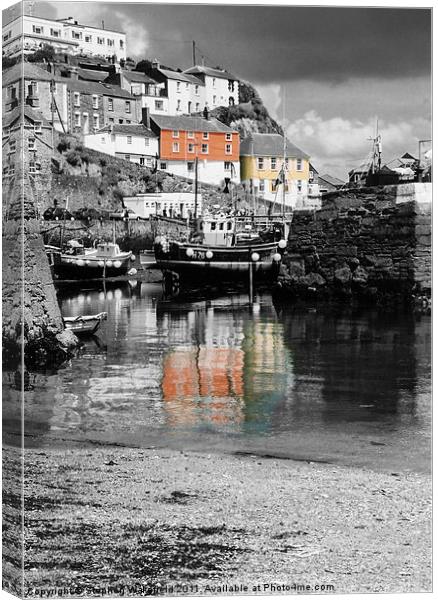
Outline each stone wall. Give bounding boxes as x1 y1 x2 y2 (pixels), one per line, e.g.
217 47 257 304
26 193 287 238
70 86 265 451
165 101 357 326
278 184 431 304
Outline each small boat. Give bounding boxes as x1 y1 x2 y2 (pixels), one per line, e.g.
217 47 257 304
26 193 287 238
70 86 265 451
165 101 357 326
63 312 107 335
154 215 287 297
51 240 133 280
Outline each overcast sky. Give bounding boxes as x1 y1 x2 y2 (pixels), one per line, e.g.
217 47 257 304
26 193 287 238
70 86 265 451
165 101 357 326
6 1 432 179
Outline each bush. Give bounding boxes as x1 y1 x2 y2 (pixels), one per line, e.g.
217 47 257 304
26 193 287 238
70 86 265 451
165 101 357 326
57 139 69 153
65 150 81 167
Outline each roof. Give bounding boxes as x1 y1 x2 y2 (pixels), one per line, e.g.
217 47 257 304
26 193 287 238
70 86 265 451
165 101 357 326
2 62 64 86
98 123 156 137
184 65 238 81
157 68 204 85
150 114 235 133
122 70 158 85
66 79 135 99
318 173 345 187
240 134 309 159
401 152 417 160
2 106 51 128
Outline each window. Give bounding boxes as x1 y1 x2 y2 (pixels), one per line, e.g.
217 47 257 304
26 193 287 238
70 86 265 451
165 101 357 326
285 158 289 169
224 161 231 171
74 112 80 127
32 25 43 34
297 158 303 171
259 180 265 192
3 31 11 42
172 142 180 152
297 180 302 192
195 85 199 95
108 98 114 111
92 95 98 109
176 82 181 93
270 181 278 192
109 117 114 123
188 143 195 153
50 81 57 94
144 138 150 146
160 161 167 170
119 119 124 124
101 137 106 144
9 139 16 153
201 143 208 154
125 136 132 144
177 100 181 111
97 37 104 45
125 155 131 161
28 138 35 151
225 133 232 141
202 132 209 140
225 144 232 155
187 131 194 139
140 157 145 166
186 83 189 90
212 78 216 88
271 157 277 170
34 121 42 133
125 101 131 113
93 114 99 129
72 31 82 40
257 157 264 170
155 100 163 110
50 28 61 37
8 85 16 99
107 38 114 46
85 34 92 43
147 158 152 167
195 103 200 112
172 130 179 138
228 80 234 92
309 170 314 182
73 92 80 107
187 161 195 172
119 39 124 49
213 95 217 104
28 81 38 95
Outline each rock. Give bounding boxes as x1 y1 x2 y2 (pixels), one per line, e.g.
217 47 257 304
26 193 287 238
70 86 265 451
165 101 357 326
300 272 326 288
352 266 369 285
56 329 79 351
334 267 352 285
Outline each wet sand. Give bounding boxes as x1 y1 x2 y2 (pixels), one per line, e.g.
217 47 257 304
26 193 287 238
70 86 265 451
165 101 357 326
3 444 430 596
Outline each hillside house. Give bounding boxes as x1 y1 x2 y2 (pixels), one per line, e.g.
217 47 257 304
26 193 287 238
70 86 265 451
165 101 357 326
150 113 240 184
184 65 239 109
2 62 68 132
240 133 311 208
104 69 169 115
2 14 126 61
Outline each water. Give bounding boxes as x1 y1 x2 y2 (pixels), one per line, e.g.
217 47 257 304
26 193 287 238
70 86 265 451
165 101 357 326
3 282 431 474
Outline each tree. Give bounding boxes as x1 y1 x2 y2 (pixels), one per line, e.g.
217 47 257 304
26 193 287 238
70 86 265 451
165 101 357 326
27 44 55 63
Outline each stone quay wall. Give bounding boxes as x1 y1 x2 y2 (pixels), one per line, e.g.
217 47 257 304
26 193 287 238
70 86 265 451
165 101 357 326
279 183 431 304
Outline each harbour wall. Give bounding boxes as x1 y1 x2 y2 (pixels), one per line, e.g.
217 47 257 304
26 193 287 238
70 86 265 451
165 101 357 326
280 183 431 304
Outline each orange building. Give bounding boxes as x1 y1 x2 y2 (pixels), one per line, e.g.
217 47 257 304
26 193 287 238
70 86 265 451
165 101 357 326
150 114 240 185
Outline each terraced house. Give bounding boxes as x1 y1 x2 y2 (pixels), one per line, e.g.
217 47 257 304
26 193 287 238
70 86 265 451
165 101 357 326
150 114 240 185
66 79 140 135
240 133 311 208
2 62 68 132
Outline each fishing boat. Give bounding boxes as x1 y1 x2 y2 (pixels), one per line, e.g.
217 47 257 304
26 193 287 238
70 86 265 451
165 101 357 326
154 215 287 297
51 240 133 280
63 312 107 335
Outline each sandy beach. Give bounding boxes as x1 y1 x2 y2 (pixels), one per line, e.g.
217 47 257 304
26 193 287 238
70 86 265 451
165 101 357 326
3 444 431 596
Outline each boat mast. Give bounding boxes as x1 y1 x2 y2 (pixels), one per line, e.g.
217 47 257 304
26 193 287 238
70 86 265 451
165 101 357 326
194 155 199 219
282 87 286 219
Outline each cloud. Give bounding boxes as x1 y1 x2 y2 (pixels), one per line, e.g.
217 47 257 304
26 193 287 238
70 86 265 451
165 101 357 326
112 11 149 58
253 83 282 123
286 111 431 179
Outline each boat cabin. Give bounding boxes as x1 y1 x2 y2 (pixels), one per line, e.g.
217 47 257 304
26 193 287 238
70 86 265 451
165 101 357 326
96 243 123 257
201 217 236 247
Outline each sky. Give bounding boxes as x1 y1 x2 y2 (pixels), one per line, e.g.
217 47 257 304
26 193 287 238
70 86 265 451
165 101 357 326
4 1 432 179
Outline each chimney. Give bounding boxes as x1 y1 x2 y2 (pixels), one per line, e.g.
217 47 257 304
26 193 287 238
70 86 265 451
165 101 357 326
142 107 151 128
152 58 160 70
69 66 79 80
203 105 209 120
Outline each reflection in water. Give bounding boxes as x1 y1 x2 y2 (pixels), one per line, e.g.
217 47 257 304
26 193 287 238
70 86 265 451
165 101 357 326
2 284 431 473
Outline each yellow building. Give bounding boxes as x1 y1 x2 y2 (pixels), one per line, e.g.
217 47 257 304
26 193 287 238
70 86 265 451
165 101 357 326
240 133 312 208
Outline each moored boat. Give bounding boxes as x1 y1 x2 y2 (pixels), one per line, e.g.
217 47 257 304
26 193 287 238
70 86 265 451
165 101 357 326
63 312 107 335
154 215 287 297
50 240 133 280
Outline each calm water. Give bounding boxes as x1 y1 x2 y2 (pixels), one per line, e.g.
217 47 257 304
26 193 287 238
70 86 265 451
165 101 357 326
3 283 431 474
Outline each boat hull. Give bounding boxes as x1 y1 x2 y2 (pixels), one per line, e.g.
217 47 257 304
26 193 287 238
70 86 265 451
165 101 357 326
53 253 132 280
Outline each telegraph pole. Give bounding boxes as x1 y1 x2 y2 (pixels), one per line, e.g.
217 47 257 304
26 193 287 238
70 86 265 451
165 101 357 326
192 41 196 66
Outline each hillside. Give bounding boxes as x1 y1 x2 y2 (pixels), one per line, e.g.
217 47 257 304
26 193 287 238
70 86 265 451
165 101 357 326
212 80 284 138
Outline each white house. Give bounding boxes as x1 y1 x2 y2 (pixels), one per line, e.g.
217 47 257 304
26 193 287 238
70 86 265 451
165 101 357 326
155 67 206 116
83 123 158 166
104 70 170 115
2 14 126 61
123 192 202 219
184 65 239 109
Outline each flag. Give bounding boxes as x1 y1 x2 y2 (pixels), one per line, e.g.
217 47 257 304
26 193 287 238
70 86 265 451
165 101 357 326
275 165 285 188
